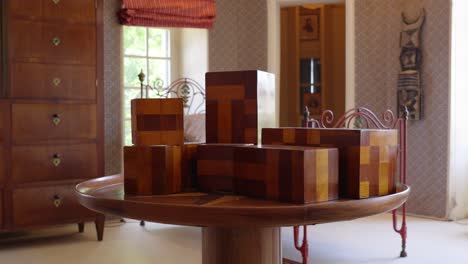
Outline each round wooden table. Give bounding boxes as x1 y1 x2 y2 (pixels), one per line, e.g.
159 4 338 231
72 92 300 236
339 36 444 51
75 175 410 264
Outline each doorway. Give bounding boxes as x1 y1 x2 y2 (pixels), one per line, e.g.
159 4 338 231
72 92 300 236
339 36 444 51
278 3 346 126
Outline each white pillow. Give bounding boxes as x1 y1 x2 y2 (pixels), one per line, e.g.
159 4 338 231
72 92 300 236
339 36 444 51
184 113 206 142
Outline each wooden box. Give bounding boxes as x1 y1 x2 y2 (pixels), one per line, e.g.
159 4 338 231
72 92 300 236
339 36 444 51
196 144 252 193
262 128 398 199
131 98 184 146
234 145 339 204
205 70 276 145
124 144 199 195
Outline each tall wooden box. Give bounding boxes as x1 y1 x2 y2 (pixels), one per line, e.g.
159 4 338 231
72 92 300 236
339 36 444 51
234 145 339 204
196 144 252 193
262 128 398 199
205 70 276 145
131 98 184 146
124 145 181 195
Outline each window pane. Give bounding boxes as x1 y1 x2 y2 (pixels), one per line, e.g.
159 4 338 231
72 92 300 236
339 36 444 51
148 59 170 89
123 88 142 119
123 26 147 56
148 28 169 57
124 57 147 87
124 120 132 146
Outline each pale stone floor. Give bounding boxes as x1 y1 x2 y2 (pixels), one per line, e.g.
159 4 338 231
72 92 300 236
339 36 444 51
0 213 467 264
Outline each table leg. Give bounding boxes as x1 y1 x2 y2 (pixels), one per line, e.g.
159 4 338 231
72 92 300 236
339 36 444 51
202 227 282 264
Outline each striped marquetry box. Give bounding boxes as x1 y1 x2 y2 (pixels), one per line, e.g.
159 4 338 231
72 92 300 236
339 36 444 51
124 145 183 195
196 144 252 193
131 98 184 146
205 70 276 145
234 145 339 204
182 143 199 190
262 128 398 199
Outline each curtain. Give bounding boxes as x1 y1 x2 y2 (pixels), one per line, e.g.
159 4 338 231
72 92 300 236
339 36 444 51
118 0 216 29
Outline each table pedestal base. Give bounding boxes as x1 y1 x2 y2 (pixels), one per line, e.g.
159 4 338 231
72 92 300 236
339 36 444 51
202 227 282 264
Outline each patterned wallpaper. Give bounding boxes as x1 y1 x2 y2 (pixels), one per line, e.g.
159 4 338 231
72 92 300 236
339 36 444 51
103 0 123 175
208 0 268 71
355 0 451 218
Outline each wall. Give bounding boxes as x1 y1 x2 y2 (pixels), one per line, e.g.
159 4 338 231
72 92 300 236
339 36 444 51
208 0 269 71
354 0 451 218
449 0 468 220
103 0 123 175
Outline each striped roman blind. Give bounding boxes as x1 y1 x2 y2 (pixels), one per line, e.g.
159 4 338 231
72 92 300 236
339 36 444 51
118 0 216 29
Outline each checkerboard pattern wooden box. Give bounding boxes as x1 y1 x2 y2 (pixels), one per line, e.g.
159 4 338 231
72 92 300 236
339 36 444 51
262 128 398 199
196 144 252 193
234 145 339 204
131 98 184 146
205 70 276 145
124 144 199 195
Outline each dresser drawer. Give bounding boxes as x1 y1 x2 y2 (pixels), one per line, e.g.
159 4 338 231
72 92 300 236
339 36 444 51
12 144 98 183
0 189 3 228
10 63 96 100
12 103 97 143
0 147 5 185
0 100 8 144
9 0 96 24
9 20 95 65
13 184 96 227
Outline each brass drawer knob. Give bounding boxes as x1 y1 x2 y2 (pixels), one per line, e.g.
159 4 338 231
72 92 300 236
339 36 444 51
52 114 61 126
52 78 61 87
52 153 61 167
52 0 60 4
52 37 61 47
53 194 62 208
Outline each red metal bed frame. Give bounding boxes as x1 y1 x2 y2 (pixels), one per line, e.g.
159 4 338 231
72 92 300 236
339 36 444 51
288 107 408 264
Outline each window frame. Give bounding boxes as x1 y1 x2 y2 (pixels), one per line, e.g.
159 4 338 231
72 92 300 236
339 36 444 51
122 26 178 146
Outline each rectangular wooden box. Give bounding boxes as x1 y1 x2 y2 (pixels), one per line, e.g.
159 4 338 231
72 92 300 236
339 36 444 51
131 98 184 146
124 145 182 195
205 70 276 145
196 144 252 193
262 128 398 199
124 144 199 195
234 145 339 204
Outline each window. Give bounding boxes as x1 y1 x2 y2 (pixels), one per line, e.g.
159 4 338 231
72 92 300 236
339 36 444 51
122 26 173 145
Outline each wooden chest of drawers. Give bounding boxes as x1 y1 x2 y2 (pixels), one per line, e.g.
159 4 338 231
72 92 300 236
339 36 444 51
0 0 105 240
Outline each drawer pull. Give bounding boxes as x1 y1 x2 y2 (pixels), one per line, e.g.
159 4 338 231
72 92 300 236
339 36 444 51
52 0 60 4
53 194 62 208
52 114 61 126
52 37 61 47
52 78 61 87
52 154 61 167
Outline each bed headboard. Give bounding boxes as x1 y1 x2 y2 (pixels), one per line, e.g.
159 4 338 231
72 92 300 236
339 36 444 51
138 71 206 115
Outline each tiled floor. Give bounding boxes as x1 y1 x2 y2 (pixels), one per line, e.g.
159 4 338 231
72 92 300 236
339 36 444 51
0 213 466 264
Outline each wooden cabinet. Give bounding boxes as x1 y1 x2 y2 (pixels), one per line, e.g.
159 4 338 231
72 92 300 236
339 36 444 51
1 0 104 240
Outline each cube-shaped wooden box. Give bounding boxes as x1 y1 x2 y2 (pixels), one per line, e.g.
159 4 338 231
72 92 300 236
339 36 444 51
262 128 398 199
205 70 276 145
131 98 184 146
124 143 199 195
234 145 339 204
196 144 252 193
